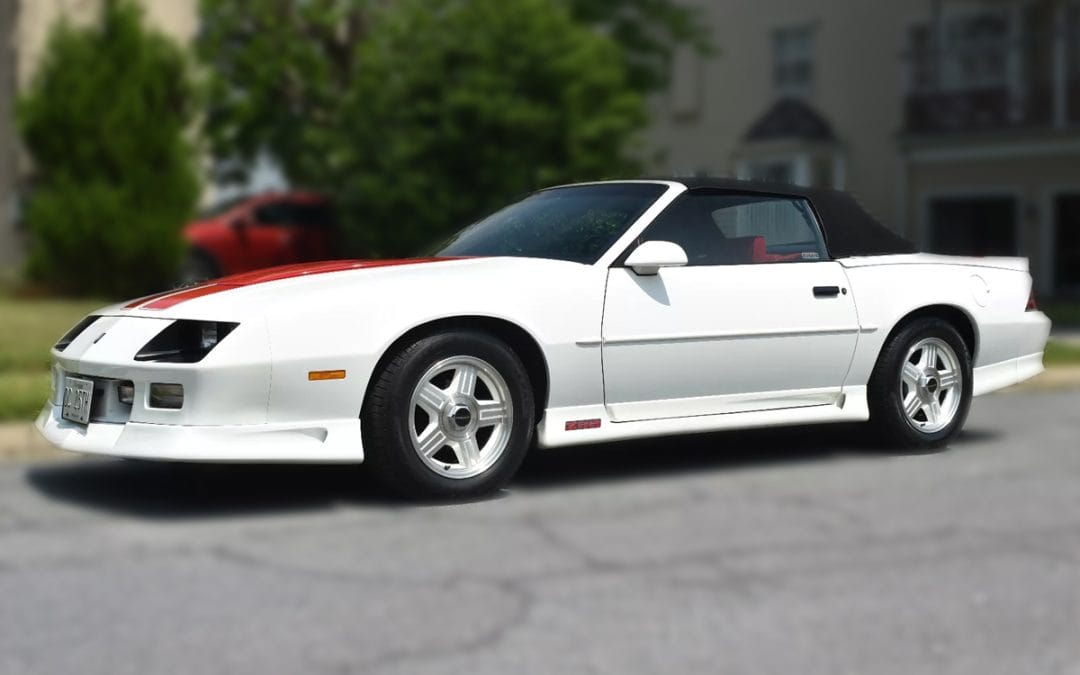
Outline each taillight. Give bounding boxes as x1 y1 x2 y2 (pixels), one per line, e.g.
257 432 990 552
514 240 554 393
1026 289 1038 311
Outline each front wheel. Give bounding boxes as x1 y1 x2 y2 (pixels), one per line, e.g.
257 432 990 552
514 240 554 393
868 317 973 449
361 331 535 499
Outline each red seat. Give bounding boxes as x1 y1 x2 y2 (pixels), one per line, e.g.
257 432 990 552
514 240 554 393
718 236 803 264
749 236 803 263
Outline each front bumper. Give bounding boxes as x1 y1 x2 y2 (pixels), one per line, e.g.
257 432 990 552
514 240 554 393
35 404 365 462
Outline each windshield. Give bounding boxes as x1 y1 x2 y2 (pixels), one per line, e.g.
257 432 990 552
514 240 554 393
437 183 669 264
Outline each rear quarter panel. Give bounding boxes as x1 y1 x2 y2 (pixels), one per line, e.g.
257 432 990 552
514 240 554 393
842 259 1038 388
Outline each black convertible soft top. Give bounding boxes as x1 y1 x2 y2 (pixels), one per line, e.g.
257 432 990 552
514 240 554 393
666 177 916 259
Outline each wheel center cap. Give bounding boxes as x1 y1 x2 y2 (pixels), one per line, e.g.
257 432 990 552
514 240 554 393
448 406 473 429
926 377 939 393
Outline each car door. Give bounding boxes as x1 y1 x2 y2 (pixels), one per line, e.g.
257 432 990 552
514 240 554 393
601 190 860 422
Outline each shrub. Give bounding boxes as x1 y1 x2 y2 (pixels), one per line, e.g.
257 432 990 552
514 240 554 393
17 0 200 296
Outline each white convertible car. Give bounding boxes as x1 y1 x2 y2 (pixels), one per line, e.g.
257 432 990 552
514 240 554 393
38 179 1051 497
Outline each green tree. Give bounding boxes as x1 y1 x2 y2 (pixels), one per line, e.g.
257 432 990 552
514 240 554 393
338 0 647 255
565 0 711 91
17 0 200 296
197 0 708 255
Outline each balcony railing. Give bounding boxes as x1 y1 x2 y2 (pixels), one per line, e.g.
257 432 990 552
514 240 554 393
901 9 1079 135
903 81 1079 134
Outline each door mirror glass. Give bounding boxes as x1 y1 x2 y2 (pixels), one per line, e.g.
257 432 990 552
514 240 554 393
624 240 688 276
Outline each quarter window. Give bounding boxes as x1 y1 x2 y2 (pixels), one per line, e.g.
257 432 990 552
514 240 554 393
633 192 827 266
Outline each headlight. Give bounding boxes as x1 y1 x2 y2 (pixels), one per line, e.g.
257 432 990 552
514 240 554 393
135 320 238 363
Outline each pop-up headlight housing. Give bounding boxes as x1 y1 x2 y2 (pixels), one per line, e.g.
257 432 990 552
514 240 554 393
54 316 99 351
135 320 238 363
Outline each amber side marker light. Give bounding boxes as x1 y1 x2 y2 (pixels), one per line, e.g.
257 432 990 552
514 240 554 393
309 370 347 381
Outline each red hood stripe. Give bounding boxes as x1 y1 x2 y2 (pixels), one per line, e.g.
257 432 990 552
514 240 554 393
134 258 463 310
124 288 182 309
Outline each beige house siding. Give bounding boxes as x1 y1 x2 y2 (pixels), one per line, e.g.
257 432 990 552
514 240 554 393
648 0 933 229
15 0 198 87
648 0 1080 295
0 0 197 276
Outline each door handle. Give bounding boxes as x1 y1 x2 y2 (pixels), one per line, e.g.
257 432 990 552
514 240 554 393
813 286 841 298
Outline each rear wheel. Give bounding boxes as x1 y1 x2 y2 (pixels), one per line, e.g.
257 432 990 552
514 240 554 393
868 317 972 449
361 331 535 499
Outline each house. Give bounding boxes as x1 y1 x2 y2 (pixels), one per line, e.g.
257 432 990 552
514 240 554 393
650 0 1080 296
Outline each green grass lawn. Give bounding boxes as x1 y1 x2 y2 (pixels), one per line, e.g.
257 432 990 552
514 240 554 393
0 296 107 422
1045 340 1080 365
1041 302 1080 328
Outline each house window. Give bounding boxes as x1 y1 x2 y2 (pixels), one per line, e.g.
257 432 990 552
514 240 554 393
941 9 1013 90
1069 5 1080 76
773 26 815 97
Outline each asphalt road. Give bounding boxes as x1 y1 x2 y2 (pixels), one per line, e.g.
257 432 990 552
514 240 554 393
2 390 1079 675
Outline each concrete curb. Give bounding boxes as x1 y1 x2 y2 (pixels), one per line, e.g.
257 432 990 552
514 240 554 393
2 366 1079 463
1003 365 1080 393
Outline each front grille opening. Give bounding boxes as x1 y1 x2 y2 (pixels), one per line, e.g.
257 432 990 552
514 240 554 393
72 375 133 424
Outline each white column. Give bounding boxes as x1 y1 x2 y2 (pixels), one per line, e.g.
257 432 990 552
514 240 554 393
734 159 750 181
1053 2 1068 128
1007 4 1024 122
793 155 811 187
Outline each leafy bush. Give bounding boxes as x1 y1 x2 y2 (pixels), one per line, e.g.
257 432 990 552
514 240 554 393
17 0 199 296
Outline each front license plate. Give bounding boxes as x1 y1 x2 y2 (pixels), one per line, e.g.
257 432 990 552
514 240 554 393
62 377 94 425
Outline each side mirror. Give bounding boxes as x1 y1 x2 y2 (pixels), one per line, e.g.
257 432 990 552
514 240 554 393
230 217 249 235
624 240 688 276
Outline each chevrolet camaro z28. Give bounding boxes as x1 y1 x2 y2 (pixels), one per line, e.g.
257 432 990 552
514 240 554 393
38 179 1051 498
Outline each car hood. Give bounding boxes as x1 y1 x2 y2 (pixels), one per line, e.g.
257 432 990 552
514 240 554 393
95 257 589 321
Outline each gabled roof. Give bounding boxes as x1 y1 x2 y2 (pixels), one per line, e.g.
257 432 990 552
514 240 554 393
743 98 837 143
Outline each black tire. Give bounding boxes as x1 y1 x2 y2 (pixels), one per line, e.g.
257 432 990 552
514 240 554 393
178 249 221 285
361 331 535 499
867 317 973 449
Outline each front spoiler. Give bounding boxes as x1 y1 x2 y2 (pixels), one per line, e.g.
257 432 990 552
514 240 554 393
35 405 365 463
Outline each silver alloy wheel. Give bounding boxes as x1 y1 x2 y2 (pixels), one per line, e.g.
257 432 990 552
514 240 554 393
899 337 963 434
408 355 514 479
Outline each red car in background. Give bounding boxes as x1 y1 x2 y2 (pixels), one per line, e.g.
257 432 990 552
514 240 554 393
180 192 338 283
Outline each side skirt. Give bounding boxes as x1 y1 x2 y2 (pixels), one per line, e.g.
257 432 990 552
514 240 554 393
536 386 870 449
